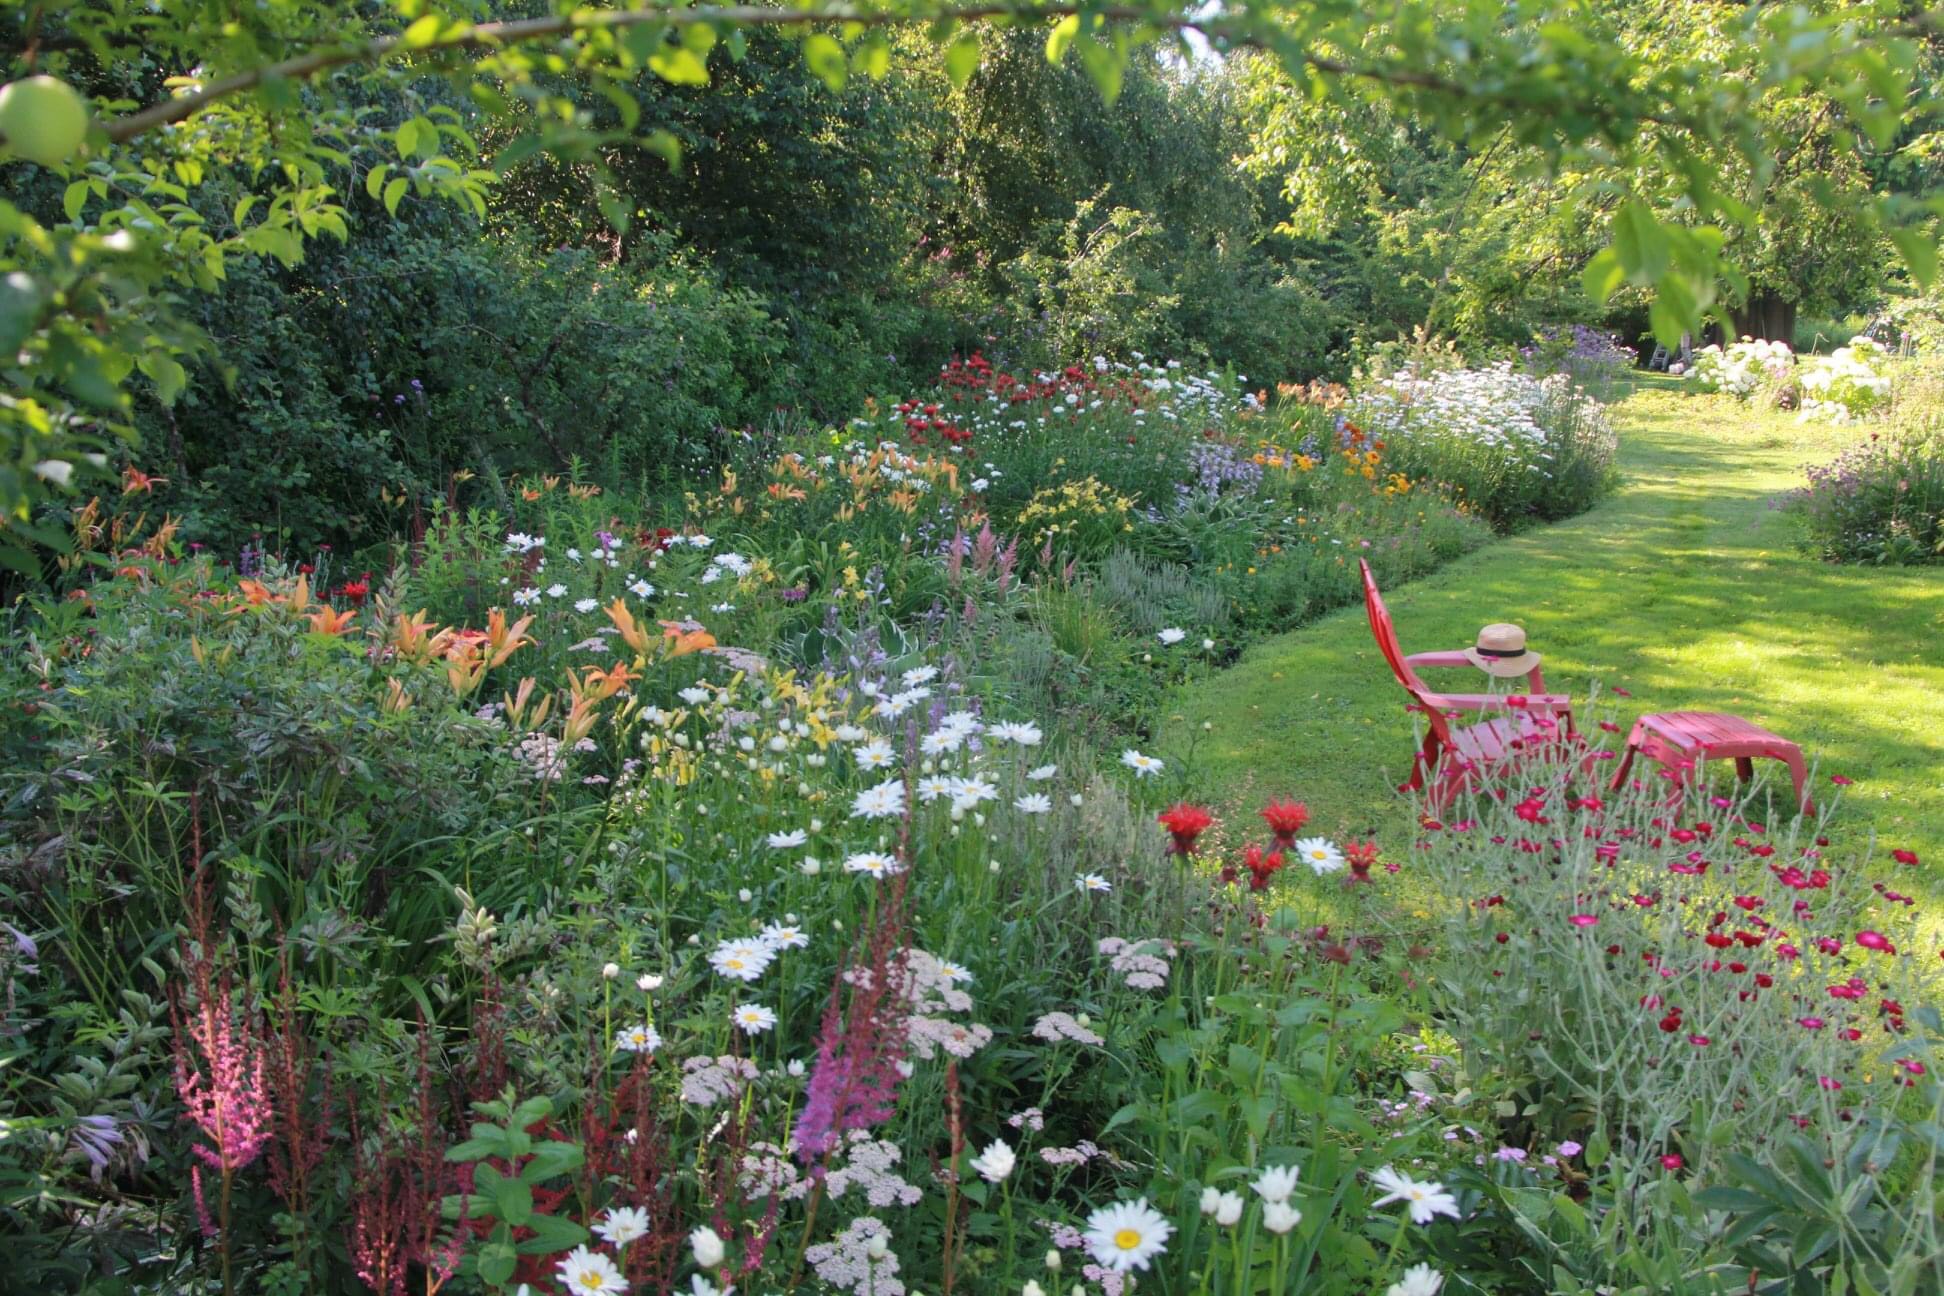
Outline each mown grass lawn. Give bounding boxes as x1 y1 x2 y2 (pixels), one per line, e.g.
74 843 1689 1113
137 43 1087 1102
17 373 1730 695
1171 375 1944 889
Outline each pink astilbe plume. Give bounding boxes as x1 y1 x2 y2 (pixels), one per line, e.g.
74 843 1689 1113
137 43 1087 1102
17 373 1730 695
169 839 272 1237
173 974 273 1234
794 872 913 1162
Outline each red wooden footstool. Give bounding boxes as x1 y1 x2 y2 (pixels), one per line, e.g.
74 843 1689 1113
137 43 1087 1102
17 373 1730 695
1608 711 1813 815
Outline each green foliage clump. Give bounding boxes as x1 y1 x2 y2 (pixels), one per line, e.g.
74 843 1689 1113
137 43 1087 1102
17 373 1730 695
144 230 788 554
1790 415 1944 565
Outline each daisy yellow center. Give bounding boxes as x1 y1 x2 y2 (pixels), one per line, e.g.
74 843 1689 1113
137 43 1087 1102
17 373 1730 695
1114 1228 1143 1251
725 958 744 970
1406 1187 1426 1200
1311 850 1328 860
577 1274 605 1290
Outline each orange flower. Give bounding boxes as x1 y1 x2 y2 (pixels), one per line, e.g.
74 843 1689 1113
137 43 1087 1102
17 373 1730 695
561 696 601 745
235 579 277 607
121 467 166 495
605 598 651 655
307 605 357 635
482 608 533 668
573 660 637 704
658 620 716 658
389 610 453 665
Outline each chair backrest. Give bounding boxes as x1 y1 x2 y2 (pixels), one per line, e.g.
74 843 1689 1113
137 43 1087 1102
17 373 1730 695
1359 559 1424 693
1359 560 1452 742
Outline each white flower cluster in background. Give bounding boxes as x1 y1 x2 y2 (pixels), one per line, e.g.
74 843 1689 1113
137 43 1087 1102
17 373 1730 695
1687 337 1795 399
1799 336 1892 423
1352 362 1594 456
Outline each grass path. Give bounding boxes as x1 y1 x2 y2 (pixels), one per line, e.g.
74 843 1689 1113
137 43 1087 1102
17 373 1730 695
1173 377 1944 876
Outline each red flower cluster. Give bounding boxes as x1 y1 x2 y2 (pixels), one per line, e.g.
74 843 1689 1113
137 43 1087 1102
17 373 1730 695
1260 798 1310 849
1156 803 1214 856
1242 845 1285 892
892 398 971 446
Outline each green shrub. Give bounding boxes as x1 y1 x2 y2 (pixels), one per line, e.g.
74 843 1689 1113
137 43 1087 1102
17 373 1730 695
1789 420 1944 565
141 231 791 555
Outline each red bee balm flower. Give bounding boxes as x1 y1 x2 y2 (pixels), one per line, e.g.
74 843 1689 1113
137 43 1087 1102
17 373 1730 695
1343 840 1380 883
1156 803 1215 855
1260 799 1310 848
1242 845 1285 892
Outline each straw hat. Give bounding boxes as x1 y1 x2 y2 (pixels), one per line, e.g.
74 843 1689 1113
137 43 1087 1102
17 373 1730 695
1463 623 1541 678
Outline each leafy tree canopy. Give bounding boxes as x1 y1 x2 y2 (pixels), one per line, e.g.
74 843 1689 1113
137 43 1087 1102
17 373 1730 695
3 0 1940 561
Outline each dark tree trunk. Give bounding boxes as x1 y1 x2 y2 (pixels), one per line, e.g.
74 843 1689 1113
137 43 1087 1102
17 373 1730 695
1730 291 1796 344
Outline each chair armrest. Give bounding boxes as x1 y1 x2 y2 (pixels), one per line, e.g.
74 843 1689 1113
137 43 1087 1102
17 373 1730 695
1405 649 1549 694
1402 650 1475 669
1412 692 1573 714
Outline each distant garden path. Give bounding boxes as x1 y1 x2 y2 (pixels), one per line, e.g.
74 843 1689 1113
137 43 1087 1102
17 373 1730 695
1175 376 1944 876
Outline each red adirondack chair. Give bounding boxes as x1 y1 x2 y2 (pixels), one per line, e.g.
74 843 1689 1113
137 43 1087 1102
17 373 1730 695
1359 560 1577 811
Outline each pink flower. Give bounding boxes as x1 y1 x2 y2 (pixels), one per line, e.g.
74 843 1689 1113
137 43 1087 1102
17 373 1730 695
1567 914 1599 928
1797 1016 1825 1030
1855 930 1895 954
1661 1154 1683 1171
1829 774 1853 786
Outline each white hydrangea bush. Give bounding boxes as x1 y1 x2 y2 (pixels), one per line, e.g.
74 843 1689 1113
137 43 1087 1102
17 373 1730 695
1686 337 1795 399
1799 336 1892 422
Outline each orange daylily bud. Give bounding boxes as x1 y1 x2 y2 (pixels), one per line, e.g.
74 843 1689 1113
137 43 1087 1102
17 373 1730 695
561 696 600 746
605 598 651 655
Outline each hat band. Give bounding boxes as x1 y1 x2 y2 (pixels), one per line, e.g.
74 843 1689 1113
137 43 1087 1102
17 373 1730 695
1474 645 1526 658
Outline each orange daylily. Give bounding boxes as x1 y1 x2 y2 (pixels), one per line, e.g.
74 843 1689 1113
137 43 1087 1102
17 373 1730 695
389 610 454 665
481 608 534 669
605 598 651 656
572 660 637 704
121 467 166 494
658 620 716 658
560 695 601 745
307 605 358 635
